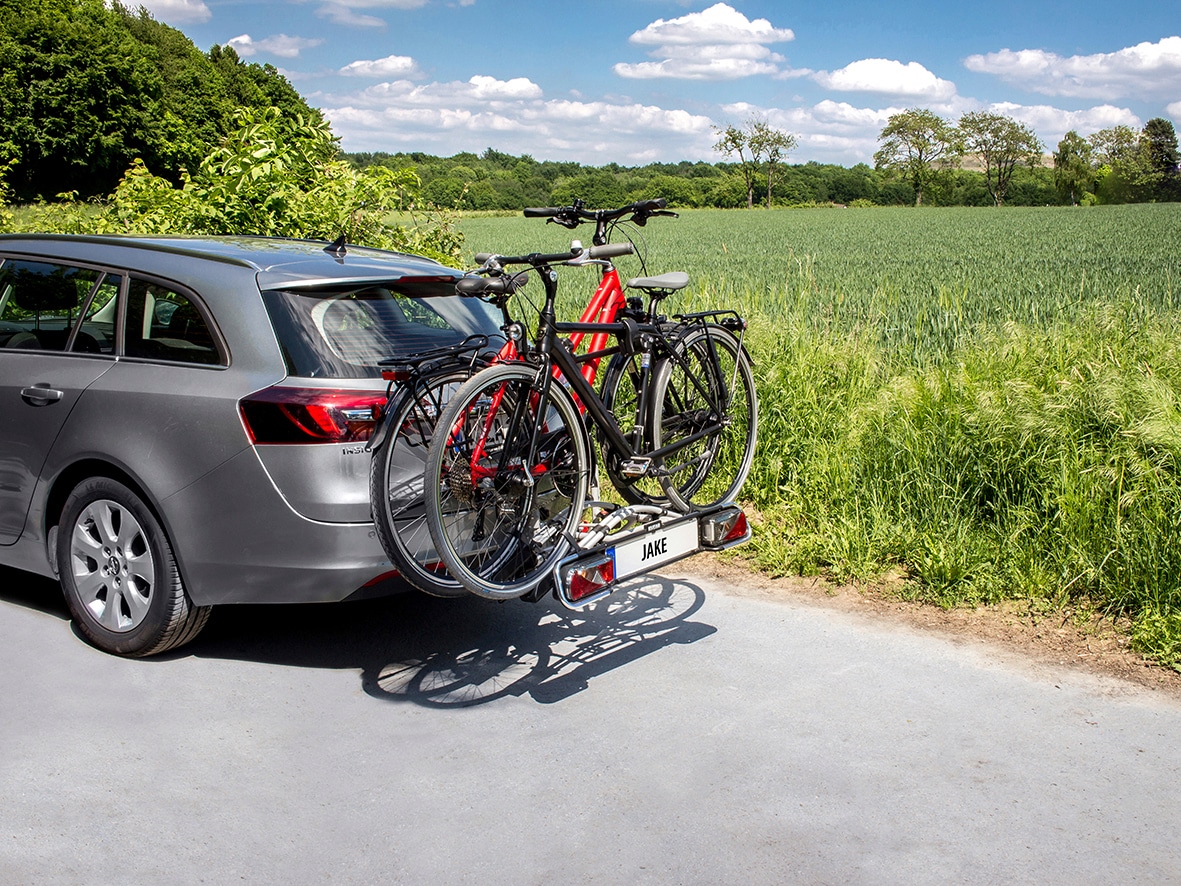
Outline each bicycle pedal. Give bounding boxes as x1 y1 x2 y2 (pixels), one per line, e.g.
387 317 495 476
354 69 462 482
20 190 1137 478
619 457 652 478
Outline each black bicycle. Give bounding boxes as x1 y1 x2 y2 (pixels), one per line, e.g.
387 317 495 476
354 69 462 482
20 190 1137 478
421 244 758 602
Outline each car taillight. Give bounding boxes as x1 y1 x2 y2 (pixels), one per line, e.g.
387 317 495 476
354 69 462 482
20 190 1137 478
240 386 385 444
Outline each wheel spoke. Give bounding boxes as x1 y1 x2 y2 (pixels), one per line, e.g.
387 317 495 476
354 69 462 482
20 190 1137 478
98 588 124 630
74 566 107 605
122 580 152 623
93 501 120 547
71 519 104 557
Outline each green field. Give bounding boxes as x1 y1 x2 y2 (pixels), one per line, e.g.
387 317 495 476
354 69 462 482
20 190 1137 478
462 204 1181 665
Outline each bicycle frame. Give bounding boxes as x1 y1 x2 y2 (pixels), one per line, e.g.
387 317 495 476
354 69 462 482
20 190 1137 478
525 258 733 475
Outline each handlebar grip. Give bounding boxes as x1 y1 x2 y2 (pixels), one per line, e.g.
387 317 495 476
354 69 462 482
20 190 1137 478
587 243 635 260
474 253 495 263
635 198 667 211
523 207 561 218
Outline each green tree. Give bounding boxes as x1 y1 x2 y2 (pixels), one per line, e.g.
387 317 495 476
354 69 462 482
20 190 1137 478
106 107 462 264
1140 117 1180 202
749 118 798 208
0 0 322 199
1053 130 1094 205
873 109 959 206
549 169 627 209
1090 125 1142 203
958 112 1043 207
0 0 163 199
713 119 765 209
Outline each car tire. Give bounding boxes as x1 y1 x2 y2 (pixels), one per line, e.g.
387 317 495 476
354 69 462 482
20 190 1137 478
57 477 210 657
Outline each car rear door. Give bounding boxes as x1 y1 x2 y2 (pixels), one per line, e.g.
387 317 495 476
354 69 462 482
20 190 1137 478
0 260 118 544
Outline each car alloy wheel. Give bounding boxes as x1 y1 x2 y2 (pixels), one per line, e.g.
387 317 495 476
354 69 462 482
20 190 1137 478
58 477 210 657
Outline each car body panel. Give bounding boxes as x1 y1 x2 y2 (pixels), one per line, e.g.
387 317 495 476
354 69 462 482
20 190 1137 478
0 352 115 544
158 447 392 605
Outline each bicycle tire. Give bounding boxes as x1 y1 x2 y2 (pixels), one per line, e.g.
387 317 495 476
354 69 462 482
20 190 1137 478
424 363 590 600
369 370 474 597
650 324 757 512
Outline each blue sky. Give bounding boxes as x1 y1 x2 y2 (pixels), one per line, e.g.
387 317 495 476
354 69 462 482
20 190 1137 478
135 0 1181 166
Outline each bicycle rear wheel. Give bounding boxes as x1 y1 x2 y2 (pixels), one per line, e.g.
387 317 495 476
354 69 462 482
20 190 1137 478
424 363 590 600
650 324 757 511
369 370 472 598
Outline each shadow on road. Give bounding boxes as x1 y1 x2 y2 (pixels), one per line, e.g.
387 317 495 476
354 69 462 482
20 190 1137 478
197 575 715 707
0 566 715 707
0 566 68 619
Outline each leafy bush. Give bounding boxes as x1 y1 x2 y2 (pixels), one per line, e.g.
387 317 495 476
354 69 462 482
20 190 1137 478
11 107 463 264
0 160 12 231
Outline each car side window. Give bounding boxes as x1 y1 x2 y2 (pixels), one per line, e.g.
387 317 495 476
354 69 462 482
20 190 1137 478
71 275 119 355
124 278 222 365
0 259 103 352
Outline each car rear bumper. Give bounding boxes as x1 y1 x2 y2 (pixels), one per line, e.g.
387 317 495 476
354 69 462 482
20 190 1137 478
160 447 408 606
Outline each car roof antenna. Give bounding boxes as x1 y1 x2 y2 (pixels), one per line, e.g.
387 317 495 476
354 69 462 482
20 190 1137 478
324 235 348 259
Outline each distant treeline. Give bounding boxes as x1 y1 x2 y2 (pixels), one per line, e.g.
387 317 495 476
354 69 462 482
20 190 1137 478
346 149 1070 210
0 0 321 201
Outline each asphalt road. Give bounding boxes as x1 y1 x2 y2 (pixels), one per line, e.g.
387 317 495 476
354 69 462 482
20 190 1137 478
2 563 1179 885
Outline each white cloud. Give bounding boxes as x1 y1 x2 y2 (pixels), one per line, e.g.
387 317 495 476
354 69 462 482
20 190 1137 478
331 0 428 7
814 59 957 101
615 3 795 81
321 80 716 164
615 54 782 81
1169 101 1181 120
317 4 386 27
339 55 421 78
120 0 210 24
984 101 1140 145
226 34 324 59
965 37 1181 100
628 2 793 46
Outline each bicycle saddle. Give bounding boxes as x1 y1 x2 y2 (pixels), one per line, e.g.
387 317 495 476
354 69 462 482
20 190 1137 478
625 271 689 294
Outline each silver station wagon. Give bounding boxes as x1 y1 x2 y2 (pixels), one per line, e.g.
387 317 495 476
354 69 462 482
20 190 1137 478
0 234 501 656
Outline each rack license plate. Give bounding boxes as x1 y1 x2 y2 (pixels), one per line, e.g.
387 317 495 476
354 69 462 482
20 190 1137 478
609 518 699 581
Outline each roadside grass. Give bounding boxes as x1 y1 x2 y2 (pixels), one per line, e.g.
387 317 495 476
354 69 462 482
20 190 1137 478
463 204 1181 667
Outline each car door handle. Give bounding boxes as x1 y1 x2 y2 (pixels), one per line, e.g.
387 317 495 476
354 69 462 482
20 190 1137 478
21 385 64 405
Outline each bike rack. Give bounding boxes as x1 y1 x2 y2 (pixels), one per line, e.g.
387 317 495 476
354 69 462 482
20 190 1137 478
548 501 751 610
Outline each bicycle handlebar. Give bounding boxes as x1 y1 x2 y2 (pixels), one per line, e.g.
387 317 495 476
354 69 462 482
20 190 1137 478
522 198 671 226
473 242 634 270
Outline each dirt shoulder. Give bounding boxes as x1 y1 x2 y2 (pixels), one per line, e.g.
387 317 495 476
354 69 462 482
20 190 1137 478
674 554 1181 699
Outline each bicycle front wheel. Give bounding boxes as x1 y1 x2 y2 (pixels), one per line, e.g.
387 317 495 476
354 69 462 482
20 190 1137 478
424 363 590 600
369 370 473 598
651 324 758 512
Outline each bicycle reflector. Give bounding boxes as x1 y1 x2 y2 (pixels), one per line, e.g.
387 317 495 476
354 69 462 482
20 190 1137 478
239 386 385 444
698 506 751 550
565 554 615 603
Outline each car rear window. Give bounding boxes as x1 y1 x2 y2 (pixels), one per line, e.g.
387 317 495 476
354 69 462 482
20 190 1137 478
262 281 503 379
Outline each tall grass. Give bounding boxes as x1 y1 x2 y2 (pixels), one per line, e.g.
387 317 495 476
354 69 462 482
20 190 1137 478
462 204 1181 666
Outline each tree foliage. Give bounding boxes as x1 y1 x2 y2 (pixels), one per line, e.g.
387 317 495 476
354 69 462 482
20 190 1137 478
104 107 463 263
1140 117 1180 202
713 120 763 209
0 0 321 200
749 118 798 209
958 112 1043 207
1053 131 1093 206
873 109 959 206
711 117 797 209
11 107 463 264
